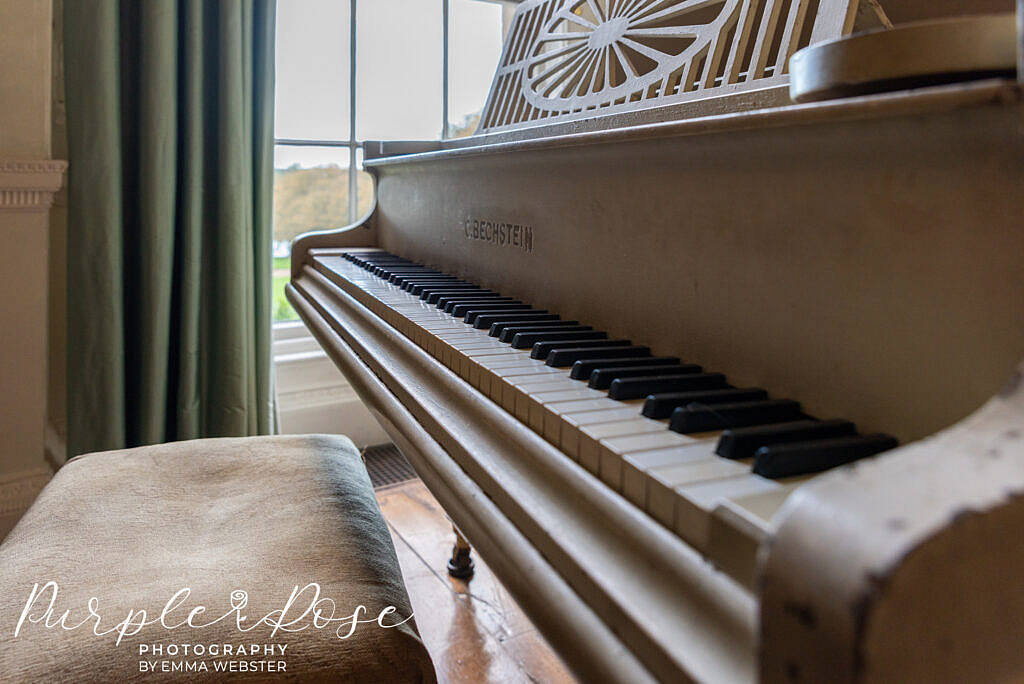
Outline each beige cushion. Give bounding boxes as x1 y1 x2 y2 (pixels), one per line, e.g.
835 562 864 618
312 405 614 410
0 435 436 683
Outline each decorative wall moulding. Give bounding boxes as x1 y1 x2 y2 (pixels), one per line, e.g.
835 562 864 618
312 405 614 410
0 159 67 212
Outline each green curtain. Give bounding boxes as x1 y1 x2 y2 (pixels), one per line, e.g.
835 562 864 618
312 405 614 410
64 0 277 458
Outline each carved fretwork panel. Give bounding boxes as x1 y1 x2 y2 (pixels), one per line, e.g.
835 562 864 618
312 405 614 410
479 0 854 132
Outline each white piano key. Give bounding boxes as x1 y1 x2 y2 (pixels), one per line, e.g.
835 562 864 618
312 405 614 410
646 457 748 529
672 475 784 551
513 379 580 418
560 406 649 457
536 398 621 443
483 363 560 404
465 350 532 385
704 481 806 581
575 417 666 472
496 367 568 409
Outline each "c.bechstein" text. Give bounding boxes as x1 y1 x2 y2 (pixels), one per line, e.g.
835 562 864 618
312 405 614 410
463 217 533 253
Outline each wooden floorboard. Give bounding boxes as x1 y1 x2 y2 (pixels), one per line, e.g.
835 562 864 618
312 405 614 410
377 480 576 684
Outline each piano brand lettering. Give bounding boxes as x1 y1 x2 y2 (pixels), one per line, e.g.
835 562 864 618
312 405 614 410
14 581 413 645
463 217 533 253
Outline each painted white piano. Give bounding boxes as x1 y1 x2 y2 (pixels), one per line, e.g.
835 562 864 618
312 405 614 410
289 2 1024 680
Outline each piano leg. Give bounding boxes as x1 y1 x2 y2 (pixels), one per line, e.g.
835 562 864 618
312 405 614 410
447 525 475 579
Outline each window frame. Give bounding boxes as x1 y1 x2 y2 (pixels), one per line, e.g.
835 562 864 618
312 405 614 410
274 0 505 224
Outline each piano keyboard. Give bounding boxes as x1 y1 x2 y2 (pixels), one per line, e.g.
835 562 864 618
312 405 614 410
326 249 898 574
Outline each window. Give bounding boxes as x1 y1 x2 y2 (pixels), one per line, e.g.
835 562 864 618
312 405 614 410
273 0 512 321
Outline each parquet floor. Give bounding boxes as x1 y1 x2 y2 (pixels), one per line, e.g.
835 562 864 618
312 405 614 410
377 480 576 684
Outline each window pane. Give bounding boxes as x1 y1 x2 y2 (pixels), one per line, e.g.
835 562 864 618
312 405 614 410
274 146 353 242
272 145 373 321
356 0 443 140
449 0 506 137
275 0 351 141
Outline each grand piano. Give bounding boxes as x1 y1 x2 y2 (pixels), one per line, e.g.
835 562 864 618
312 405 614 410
287 1 1024 681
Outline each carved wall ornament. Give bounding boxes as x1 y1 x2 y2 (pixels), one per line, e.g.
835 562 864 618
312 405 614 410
0 159 68 212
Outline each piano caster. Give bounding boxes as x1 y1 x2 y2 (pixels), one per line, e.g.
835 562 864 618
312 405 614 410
446 527 475 580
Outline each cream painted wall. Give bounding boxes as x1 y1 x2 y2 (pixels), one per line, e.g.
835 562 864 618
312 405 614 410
0 0 51 158
0 0 61 537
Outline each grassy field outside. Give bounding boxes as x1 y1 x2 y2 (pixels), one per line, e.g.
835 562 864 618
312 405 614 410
273 273 296 321
272 256 296 321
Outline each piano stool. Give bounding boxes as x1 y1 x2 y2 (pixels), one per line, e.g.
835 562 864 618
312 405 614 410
0 435 437 683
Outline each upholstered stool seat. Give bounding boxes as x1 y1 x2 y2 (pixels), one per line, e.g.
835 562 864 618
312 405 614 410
0 435 436 683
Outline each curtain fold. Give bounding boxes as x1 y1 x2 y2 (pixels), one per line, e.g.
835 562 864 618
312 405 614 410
65 0 276 458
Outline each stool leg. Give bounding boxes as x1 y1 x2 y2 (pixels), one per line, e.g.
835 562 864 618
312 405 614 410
447 526 475 579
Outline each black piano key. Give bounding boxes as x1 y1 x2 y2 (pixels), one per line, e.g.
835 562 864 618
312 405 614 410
462 307 539 325
415 283 480 296
418 286 482 299
360 262 405 271
510 330 607 349
489 319 580 337
453 302 532 318
423 286 487 301
430 289 496 299
669 399 803 434
715 419 856 460
393 272 431 279
465 308 539 326
360 256 408 265
546 346 651 368
364 258 409 267
589 364 703 390
752 433 898 479
441 297 517 313
531 338 632 361
608 373 728 400
389 271 442 284
400 280 462 292
438 296 509 309
392 270 450 276
473 312 558 329
395 276 460 288
642 388 768 419
569 356 684 380
422 287 491 301
389 269 443 276
376 267 415 277
497 323 590 341
353 252 402 260
402 281 465 293
377 268 428 278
